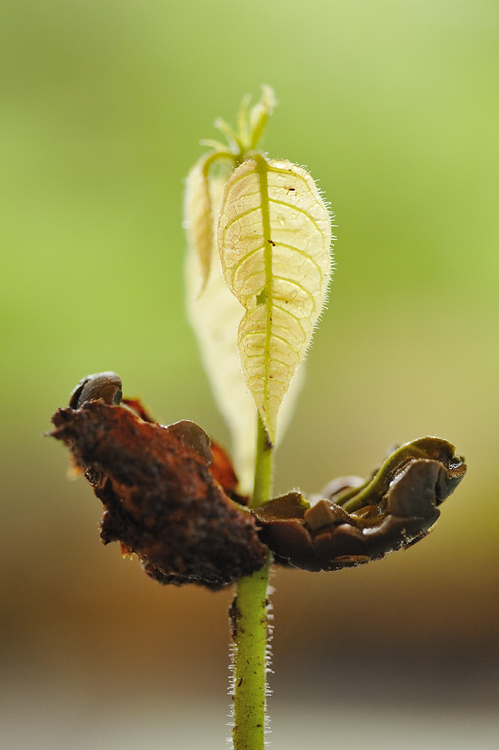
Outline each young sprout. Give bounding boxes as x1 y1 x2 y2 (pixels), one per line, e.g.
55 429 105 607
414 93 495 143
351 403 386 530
51 86 467 750
185 85 333 489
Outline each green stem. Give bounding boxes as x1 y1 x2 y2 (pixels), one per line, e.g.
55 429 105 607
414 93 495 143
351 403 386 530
250 413 274 510
232 414 274 750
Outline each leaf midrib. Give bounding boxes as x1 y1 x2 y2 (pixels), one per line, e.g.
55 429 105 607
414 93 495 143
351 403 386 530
253 155 273 413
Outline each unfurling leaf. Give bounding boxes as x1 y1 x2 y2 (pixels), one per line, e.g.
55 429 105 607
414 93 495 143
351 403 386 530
247 84 275 149
185 165 259 491
185 160 304 493
184 154 218 292
185 89 319 485
218 156 333 442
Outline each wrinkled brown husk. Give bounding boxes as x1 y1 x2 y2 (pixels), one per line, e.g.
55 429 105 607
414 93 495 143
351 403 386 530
51 374 466 586
50 401 267 589
252 438 466 571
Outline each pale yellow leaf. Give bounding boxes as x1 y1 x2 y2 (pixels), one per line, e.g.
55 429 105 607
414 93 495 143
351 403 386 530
218 157 332 442
186 169 256 491
184 155 213 292
186 166 304 492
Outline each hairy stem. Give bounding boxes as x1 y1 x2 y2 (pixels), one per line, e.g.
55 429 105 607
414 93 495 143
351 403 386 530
232 414 274 750
251 412 274 510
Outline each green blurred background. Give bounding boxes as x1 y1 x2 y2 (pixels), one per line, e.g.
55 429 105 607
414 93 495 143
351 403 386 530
1 1 498 747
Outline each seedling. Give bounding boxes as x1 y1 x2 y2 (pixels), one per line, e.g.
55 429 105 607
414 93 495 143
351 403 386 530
51 87 466 750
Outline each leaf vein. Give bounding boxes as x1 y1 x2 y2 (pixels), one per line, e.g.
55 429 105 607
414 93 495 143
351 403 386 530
272 276 316 307
221 205 261 236
230 245 266 276
268 199 326 239
266 165 313 190
272 243 324 276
